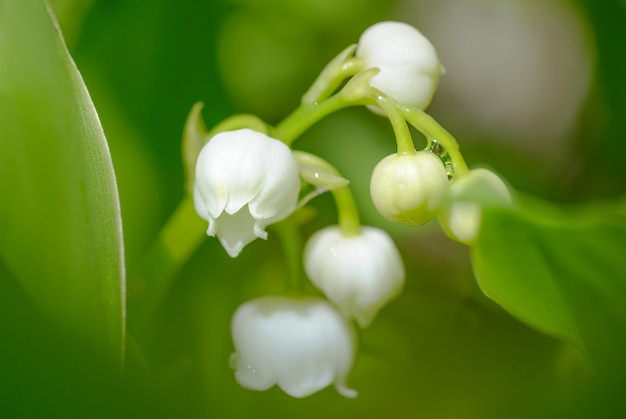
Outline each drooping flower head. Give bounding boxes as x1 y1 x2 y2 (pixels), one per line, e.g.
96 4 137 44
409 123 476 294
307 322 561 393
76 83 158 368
438 168 512 245
193 129 300 257
356 21 443 111
370 150 449 225
304 226 405 328
230 295 357 398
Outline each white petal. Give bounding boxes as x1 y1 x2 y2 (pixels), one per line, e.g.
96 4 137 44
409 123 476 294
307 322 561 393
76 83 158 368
230 296 357 398
193 129 301 256
221 133 270 215
214 206 265 258
248 139 300 222
305 226 405 327
194 136 231 218
357 21 442 110
194 186 218 236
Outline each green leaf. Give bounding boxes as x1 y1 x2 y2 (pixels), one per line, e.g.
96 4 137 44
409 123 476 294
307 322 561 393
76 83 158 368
47 0 94 47
293 150 350 190
472 198 626 372
0 0 125 364
182 102 209 194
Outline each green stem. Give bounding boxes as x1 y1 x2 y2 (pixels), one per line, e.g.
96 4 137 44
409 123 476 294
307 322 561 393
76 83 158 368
130 195 206 325
292 151 362 236
302 53 364 105
272 94 361 146
332 186 361 237
375 93 416 155
400 106 469 177
272 217 305 294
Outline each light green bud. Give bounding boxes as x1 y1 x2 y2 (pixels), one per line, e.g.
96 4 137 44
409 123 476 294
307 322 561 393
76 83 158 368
370 151 449 225
438 168 512 245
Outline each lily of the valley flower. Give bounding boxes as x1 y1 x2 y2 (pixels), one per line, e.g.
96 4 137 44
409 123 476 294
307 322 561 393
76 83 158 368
438 168 512 245
370 151 449 225
193 129 300 257
230 295 357 398
304 226 405 328
356 21 443 111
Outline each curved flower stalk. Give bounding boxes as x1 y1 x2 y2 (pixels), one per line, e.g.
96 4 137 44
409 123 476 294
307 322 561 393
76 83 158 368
193 129 300 257
356 21 443 112
370 150 449 225
438 168 512 245
230 295 357 398
304 226 405 328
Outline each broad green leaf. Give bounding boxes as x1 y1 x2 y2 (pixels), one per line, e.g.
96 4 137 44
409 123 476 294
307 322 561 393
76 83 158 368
0 0 125 364
47 0 95 47
472 199 626 372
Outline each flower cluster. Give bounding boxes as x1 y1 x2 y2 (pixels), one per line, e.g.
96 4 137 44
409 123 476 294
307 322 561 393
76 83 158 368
187 20 512 400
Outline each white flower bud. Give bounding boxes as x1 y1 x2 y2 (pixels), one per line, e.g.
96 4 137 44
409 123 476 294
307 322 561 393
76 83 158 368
230 296 357 398
356 21 443 111
193 129 300 257
438 168 512 245
370 151 449 225
304 226 405 328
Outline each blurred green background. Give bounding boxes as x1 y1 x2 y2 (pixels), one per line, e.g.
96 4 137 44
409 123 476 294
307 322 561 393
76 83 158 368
2 0 626 417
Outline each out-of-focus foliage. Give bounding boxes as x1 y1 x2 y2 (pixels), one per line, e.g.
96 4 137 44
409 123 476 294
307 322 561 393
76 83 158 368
1 0 626 417
0 0 124 363
574 0 626 199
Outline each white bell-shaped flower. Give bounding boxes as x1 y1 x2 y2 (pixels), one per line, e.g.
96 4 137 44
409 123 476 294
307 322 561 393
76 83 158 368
356 21 443 111
193 129 300 257
438 168 512 245
230 295 357 398
370 151 449 225
304 226 405 328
